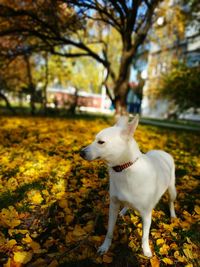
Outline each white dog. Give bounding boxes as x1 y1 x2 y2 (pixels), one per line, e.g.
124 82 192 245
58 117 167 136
80 115 176 257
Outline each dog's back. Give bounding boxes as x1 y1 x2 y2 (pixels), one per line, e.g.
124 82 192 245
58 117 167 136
146 150 175 202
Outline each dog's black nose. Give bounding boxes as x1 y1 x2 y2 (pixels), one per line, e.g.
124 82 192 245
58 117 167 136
80 149 86 158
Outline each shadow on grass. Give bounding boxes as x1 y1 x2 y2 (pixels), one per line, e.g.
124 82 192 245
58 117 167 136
0 180 45 210
59 244 140 267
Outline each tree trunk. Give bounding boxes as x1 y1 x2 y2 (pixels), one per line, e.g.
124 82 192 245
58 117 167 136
24 55 36 115
69 87 79 114
0 91 16 114
42 52 49 114
113 51 132 115
114 82 129 115
30 84 36 116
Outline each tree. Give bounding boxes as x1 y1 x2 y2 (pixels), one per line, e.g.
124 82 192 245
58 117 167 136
159 62 200 113
0 56 29 114
0 52 47 115
0 0 161 114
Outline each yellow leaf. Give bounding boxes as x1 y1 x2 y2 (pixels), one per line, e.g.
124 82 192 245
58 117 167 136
183 248 193 259
22 234 32 243
90 235 102 242
130 214 139 224
162 258 173 265
156 238 165 246
0 206 21 228
194 205 200 215
151 229 161 239
65 214 74 224
174 251 186 262
103 254 113 263
150 255 160 267
72 225 86 237
186 237 197 248
13 251 32 264
7 239 17 247
58 199 68 209
129 239 138 250
170 242 178 250
30 241 41 253
28 190 43 204
65 232 73 243
84 220 94 232
9 229 29 236
180 220 191 230
95 256 103 264
159 244 170 255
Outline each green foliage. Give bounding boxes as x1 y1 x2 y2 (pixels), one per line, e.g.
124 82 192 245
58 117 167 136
159 62 200 112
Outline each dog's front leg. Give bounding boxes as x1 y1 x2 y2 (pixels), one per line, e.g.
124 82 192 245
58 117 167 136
141 211 152 258
98 199 120 255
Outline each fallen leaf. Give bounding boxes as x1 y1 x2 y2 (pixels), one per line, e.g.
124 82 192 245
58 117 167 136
30 241 41 253
65 214 74 224
174 251 186 262
194 205 200 215
7 239 17 247
159 244 170 255
183 248 193 259
22 234 32 243
156 238 165 246
58 199 68 209
150 255 160 267
103 254 113 263
162 257 173 265
72 225 86 237
13 251 33 264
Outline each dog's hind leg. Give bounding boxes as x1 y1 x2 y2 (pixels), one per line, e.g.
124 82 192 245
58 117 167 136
141 211 152 258
168 166 177 218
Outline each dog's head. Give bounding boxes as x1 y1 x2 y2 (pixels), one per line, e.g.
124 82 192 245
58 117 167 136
80 115 139 164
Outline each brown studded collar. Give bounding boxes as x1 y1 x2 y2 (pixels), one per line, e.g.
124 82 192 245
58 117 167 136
112 157 139 172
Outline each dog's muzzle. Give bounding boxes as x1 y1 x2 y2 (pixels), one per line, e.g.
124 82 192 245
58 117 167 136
80 146 97 161
80 148 87 159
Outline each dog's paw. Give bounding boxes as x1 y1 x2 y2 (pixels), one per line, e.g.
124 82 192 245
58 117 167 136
97 245 109 255
97 239 111 255
143 249 152 258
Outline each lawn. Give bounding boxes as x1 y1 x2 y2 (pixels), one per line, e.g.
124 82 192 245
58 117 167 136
0 116 199 267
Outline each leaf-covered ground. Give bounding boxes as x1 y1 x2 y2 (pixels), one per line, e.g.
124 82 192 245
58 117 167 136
0 116 199 267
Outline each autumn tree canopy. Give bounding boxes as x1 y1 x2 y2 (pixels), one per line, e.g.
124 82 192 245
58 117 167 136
0 0 161 114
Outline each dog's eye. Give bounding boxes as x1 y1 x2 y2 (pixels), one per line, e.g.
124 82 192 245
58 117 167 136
97 140 105 145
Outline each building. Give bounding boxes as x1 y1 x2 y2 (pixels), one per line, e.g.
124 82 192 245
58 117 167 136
137 0 200 119
47 86 112 114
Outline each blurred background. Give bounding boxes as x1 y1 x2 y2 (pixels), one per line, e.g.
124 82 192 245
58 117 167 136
0 0 199 122
0 2 200 266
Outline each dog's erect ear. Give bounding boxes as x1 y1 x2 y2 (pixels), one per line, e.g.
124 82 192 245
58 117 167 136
122 114 139 138
115 116 129 128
